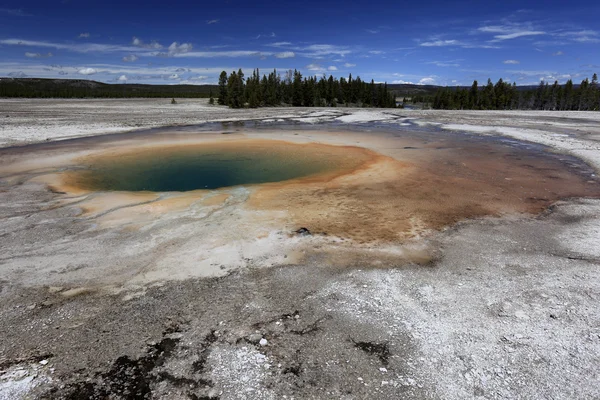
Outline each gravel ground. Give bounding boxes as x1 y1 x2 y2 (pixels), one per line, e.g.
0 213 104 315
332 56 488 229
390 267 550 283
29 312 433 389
0 100 599 399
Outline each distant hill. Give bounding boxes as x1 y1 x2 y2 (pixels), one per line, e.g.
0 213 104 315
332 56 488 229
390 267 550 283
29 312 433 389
387 84 440 97
0 78 217 98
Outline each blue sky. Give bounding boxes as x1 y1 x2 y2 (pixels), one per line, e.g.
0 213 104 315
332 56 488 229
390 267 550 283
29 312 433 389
1 0 599 86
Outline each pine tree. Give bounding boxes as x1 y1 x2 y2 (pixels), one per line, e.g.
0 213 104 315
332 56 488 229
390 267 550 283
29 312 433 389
292 70 303 106
218 71 228 105
469 80 479 109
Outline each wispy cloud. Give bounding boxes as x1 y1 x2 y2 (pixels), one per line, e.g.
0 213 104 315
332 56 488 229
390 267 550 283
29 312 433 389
25 52 53 58
344 63 356 68
427 60 461 67
567 30 600 43
256 32 276 39
552 51 563 56
327 66 338 71
274 51 295 59
132 36 163 49
206 19 219 25
0 38 141 53
306 63 324 72
267 42 292 47
78 67 97 75
78 33 90 39
556 30 600 42
8 71 28 78
297 44 351 57
163 42 193 56
490 30 545 42
420 39 461 47
0 8 32 17
172 50 269 58
122 54 139 62
365 29 380 34
503 59 520 64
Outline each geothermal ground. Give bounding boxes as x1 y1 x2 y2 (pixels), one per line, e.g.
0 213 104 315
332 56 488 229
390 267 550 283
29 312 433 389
1 99 600 400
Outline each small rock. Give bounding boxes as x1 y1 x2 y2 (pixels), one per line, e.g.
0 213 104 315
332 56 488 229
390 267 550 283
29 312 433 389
248 333 262 343
379 367 388 373
39 360 49 365
550 314 558 319
514 310 529 320
294 227 311 236
259 338 268 346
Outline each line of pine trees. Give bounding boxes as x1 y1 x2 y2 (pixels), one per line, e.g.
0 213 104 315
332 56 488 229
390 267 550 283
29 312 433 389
214 68 397 109
431 74 599 111
0 79 213 98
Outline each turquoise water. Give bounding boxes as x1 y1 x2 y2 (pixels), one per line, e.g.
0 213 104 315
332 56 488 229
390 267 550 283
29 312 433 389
72 142 351 192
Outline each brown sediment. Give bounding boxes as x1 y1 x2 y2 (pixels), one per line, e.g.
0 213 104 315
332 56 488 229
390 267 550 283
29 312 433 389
247 134 600 244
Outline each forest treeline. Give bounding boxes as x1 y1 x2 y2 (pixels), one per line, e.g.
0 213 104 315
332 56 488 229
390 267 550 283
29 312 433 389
215 69 397 108
0 78 214 98
430 74 599 111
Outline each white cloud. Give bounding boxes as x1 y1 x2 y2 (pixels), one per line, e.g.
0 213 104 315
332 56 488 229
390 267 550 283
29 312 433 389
25 52 53 58
365 29 379 34
392 79 413 84
427 60 460 67
490 30 545 42
1 38 140 53
572 36 600 43
256 32 277 39
118 75 127 82
556 30 600 43
78 67 97 75
168 73 181 80
503 59 520 64
274 51 295 58
418 77 436 85
552 51 563 56
0 8 32 17
327 66 338 71
173 50 268 58
344 63 356 67
306 63 324 72
297 44 351 57
420 39 461 47
166 42 193 55
8 71 27 78
78 33 90 38
132 36 163 49
369 50 385 55
122 54 139 62
207 19 219 24
268 42 292 47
